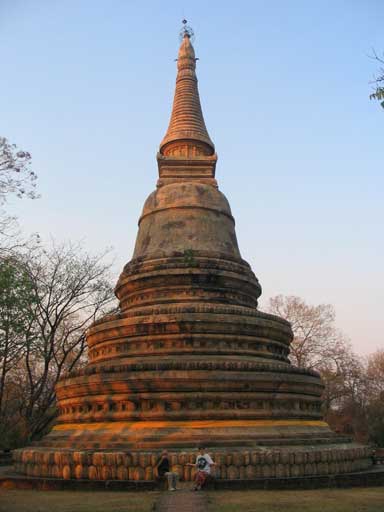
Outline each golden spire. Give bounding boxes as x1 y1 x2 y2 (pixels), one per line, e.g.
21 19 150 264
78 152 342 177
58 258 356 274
159 22 215 157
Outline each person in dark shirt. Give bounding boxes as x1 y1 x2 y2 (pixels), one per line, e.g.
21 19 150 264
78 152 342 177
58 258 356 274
156 450 178 491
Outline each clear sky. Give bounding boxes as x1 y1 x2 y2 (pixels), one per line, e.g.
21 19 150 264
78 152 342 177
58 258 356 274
1 1 383 356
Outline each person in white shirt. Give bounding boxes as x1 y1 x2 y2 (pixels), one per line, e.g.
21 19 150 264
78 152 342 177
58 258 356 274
187 446 216 490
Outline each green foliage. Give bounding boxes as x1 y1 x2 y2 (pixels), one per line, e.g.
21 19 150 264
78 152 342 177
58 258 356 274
369 50 384 109
366 399 384 447
0 257 37 447
370 87 384 109
183 248 198 267
0 420 26 450
0 257 36 338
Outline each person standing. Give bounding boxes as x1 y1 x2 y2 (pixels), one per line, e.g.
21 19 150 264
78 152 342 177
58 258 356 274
187 446 215 490
155 450 178 491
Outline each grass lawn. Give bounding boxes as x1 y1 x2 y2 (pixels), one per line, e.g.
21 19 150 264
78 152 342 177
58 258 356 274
0 489 159 512
207 487 384 512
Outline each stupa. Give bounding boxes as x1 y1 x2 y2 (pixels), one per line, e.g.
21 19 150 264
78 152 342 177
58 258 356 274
14 24 372 482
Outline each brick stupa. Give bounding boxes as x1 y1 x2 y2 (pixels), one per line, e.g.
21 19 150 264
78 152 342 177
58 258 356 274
14 28 372 482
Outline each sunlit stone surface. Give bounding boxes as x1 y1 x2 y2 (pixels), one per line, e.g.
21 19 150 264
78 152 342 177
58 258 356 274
14 31 372 481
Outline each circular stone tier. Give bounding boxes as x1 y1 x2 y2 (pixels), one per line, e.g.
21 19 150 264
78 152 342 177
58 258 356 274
86 307 292 364
53 361 324 432
13 444 372 481
116 253 262 311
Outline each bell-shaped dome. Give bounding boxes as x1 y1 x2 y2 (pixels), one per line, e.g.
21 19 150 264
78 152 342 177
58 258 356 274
133 181 241 260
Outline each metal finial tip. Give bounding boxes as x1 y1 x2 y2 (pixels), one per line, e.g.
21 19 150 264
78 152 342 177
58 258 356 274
179 20 194 42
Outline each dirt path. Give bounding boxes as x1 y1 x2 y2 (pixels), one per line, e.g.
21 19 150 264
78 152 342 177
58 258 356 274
154 485 208 512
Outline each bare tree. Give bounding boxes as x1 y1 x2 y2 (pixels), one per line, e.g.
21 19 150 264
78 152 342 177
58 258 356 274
0 213 20 256
0 211 40 260
370 50 384 109
267 295 347 370
0 137 39 258
365 350 384 446
267 296 384 443
0 241 116 445
329 351 384 445
266 294 362 418
0 137 38 203
20 241 116 439
366 350 384 396
320 347 365 412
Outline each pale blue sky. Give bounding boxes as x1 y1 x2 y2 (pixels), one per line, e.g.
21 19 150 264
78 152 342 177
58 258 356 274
1 1 383 355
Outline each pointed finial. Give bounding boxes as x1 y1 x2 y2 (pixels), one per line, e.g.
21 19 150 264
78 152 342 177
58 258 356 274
158 21 215 160
179 19 194 42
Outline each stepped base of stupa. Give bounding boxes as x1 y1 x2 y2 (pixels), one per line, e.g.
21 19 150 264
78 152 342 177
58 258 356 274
13 435 372 481
12 255 373 482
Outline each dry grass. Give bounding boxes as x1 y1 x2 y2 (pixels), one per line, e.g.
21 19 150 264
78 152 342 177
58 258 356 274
207 487 384 512
0 489 159 512
2 486 384 512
